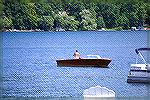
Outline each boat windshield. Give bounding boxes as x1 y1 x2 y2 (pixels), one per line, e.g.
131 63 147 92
87 55 101 59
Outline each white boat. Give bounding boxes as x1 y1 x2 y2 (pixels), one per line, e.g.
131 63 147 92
127 48 150 83
83 86 115 100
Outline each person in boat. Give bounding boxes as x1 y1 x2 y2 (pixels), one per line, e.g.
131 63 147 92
73 50 80 59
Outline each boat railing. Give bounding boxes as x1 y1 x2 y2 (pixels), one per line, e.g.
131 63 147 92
135 48 150 65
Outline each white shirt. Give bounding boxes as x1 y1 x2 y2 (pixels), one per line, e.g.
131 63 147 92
73 52 80 59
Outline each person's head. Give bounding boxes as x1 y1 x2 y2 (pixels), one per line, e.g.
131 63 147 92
76 50 78 52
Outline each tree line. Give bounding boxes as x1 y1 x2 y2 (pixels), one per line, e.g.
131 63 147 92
0 0 150 31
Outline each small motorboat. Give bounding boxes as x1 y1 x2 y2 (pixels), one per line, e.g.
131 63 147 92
56 55 111 68
127 48 150 83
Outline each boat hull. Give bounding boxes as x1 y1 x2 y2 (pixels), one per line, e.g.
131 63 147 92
127 64 150 83
127 76 150 83
56 58 111 67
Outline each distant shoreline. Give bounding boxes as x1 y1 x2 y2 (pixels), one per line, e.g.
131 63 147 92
2 29 44 32
2 28 150 32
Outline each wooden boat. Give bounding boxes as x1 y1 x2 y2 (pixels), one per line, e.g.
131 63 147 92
127 48 150 83
56 55 111 67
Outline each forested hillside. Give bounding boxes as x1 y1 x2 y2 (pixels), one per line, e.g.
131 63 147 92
0 0 150 31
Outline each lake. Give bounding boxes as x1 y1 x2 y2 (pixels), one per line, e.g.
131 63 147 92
1 30 150 100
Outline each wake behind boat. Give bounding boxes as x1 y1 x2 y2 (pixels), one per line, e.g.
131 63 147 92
56 55 111 67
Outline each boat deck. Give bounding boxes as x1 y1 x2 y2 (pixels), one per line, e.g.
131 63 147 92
127 64 150 83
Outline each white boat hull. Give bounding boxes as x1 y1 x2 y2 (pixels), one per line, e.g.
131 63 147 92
127 64 150 83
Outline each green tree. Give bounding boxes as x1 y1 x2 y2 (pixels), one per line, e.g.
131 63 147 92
96 17 105 29
136 3 147 26
117 14 129 29
66 15 79 31
43 16 54 31
128 12 139 27
79 9 97 30
38 16 54 31
54 11 79 31
96 3 119 28
7 3 24 30
3 0 46 3
0 0 3 30
0 18 2 31
3 16 13 29
25 3 39 29
64 2 85 21
1 0 149 31
35 3 53 16
145 3 150 26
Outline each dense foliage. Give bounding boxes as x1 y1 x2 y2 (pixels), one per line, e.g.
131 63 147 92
1 0 150 31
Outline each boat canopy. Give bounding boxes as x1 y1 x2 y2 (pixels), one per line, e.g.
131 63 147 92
135 48 150 54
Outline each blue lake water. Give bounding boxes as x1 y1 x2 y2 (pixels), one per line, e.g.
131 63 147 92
1 30 150 99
